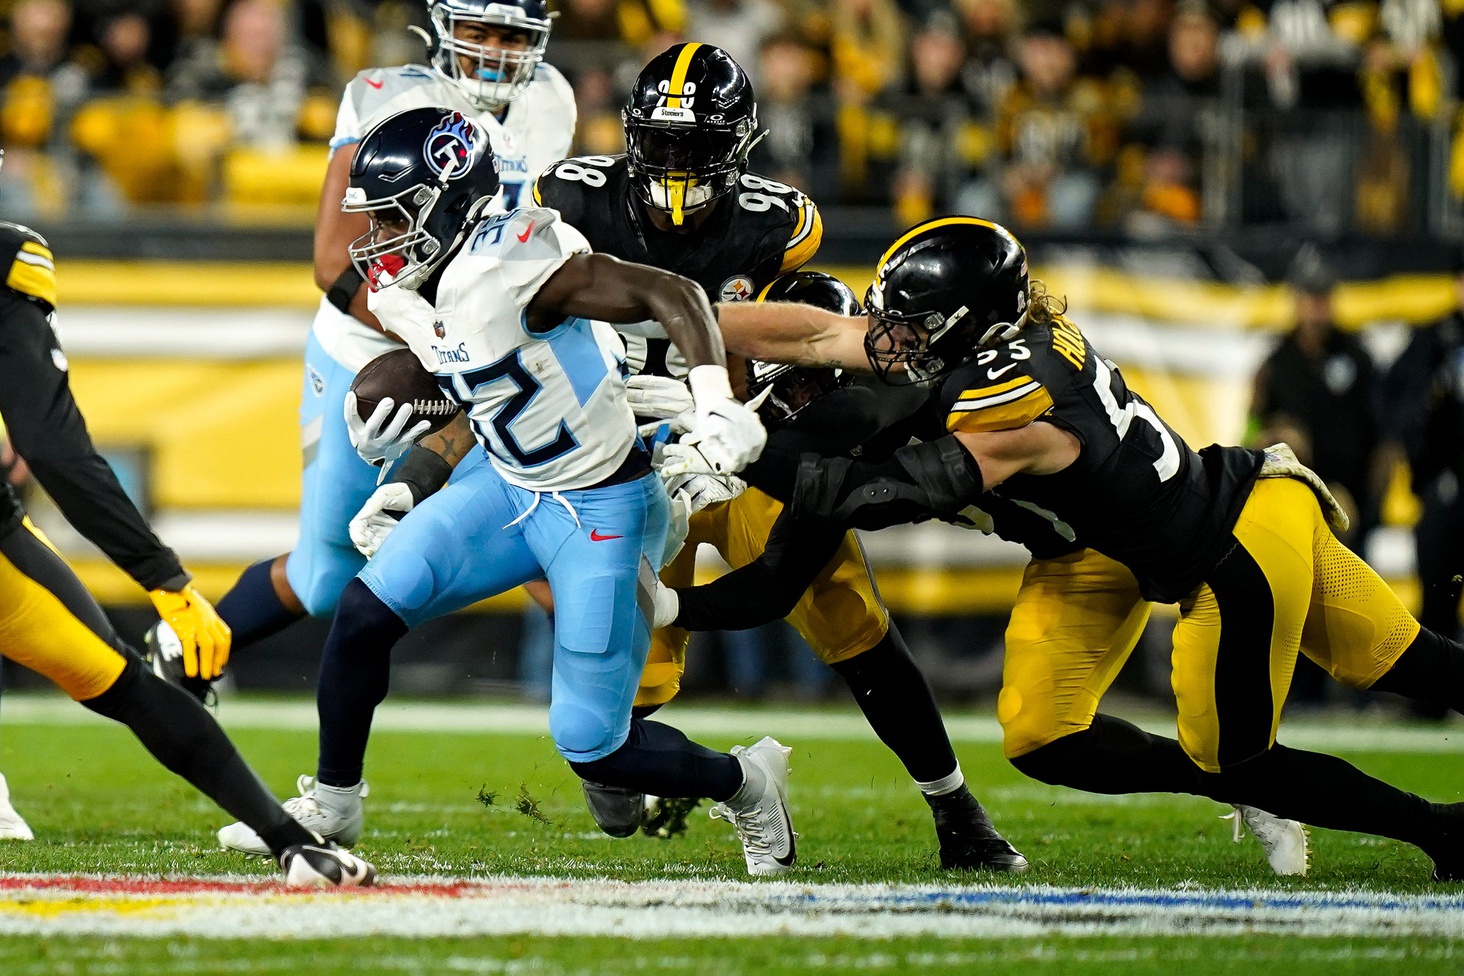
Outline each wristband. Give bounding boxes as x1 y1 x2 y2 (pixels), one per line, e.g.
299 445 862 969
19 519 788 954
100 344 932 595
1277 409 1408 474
326 265 365 315
687 364 734 405
394 447 453 505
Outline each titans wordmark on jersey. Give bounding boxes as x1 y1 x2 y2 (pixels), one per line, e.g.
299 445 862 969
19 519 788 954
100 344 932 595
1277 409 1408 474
368 208 637 494
533 154 821 376
937 315 1262 602
317 62 577 372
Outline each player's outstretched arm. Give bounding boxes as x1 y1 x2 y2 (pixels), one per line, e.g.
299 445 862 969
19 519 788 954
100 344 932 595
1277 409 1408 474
531 253 766 473
714 301 871 373
0 291 230 678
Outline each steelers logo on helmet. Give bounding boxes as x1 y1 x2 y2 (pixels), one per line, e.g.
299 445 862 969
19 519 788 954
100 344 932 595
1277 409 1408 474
623 43 760 226
719 275 755 302
746 271 859 430
863 216 1030 387
424 111 481 181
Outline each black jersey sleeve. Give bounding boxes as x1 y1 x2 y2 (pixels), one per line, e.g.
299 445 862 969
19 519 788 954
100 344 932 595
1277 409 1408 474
0 286 186 590
531 156 608 230
672 505 844 631
0 222 57 312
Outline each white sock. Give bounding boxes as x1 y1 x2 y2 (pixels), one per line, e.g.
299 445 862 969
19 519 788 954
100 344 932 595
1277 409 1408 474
916 765 965 798
727 752 768 807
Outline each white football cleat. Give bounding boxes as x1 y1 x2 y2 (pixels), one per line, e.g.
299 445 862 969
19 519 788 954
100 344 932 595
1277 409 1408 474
1226 804 1308 876
219 775 368 856
0 773 34 841
280 839 377 888
710 736 796 877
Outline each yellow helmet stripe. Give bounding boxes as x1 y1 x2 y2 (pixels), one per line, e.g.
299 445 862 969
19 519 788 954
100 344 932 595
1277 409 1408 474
666 42 703 109
873 216 1014 278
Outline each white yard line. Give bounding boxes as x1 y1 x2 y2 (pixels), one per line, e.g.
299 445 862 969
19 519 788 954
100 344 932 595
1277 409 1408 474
1 874 1461 941
4 695 1462 755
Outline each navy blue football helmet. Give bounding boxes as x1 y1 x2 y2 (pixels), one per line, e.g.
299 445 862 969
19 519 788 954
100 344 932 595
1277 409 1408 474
746 272 859 430
426 0 552 108
345 106 500 291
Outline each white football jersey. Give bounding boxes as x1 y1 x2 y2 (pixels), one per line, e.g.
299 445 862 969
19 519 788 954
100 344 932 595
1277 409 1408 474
368 208 637 493
314 62 577 372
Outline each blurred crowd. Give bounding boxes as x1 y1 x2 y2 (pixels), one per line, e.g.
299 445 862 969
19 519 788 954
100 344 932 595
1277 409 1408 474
0 0 1459 227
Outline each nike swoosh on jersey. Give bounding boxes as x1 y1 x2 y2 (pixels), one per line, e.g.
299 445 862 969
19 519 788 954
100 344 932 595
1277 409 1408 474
589 529 623 541
365 77 384 89
987 363 1018 380
516 221 535 243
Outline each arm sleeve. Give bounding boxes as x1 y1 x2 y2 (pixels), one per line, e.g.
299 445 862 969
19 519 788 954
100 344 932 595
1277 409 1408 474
672 505 845 631
0 293 185 589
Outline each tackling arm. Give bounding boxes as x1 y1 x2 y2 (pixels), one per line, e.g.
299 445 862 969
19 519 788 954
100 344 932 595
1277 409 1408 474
714 301 871 372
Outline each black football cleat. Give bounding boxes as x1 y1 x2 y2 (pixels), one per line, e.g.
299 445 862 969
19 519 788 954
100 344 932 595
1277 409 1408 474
581 780 645 838
143 621 215 706
279 839 377 888
928 786 1029 872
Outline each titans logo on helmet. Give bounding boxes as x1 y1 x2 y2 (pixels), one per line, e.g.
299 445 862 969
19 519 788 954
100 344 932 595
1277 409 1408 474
424 112 480 181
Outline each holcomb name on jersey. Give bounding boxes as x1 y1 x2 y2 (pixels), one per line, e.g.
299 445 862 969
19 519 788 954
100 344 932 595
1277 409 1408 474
370 208 638 494
314 62 578 373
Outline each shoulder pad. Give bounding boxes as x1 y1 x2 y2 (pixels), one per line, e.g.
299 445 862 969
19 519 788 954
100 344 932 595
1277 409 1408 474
942 344 1053 434
465 207 587 263
345 64 441 118
0 222 56 310
780 195 822 273
531 63 576 105
532 155 620 216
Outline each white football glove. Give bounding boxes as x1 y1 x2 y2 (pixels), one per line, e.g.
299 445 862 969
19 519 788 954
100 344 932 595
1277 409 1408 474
650 577 680 630
665 469 746 515
349 482 415 557
345 391 431 468
684 365 767 475
626 374 695 420
1259 442 1350 533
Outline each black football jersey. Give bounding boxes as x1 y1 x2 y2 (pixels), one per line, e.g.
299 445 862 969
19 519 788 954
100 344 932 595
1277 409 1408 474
0 223 186 587
936 315 1262 602
533 154 821 375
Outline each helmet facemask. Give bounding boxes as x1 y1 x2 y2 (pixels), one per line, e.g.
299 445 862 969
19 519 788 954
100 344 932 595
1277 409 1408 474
429 3 550 109
624 115 757 226
345 166 492 292
745 360 851 430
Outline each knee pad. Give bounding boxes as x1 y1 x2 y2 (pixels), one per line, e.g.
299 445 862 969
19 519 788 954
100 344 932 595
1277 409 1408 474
549 699 621 762
332 579 406 643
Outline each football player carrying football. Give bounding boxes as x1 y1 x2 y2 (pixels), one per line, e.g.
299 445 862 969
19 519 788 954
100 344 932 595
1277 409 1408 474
707 216 1464 880
0 218 373 886
168 0 577 696
218 107 798 878
524 45 1020 870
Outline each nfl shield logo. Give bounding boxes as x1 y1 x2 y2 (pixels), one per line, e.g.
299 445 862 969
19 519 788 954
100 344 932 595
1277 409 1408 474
433 320 446 338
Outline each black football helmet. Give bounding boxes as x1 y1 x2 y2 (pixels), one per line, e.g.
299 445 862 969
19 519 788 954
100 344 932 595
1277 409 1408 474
864 217 1030 386
344 106 499 291
623 42 759 226
747 272 859 430
425 0 552 108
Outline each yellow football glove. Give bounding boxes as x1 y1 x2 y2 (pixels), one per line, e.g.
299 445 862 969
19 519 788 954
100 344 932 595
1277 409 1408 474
148 585 232 680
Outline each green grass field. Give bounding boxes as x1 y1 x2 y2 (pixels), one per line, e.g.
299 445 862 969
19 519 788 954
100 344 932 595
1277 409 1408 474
1 695 1461 974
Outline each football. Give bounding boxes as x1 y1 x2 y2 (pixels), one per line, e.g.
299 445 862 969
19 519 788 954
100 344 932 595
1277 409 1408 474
350 349 458 436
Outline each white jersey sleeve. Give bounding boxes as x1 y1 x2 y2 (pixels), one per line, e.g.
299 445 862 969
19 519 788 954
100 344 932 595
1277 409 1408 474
411 209 637 492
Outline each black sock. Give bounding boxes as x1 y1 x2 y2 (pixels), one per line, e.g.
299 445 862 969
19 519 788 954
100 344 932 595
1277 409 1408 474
315 579 407 788
569 717 744 801
1370 627 1464 714
1010 714 1210 796
831 625 959 785
1201 743 1438 848
215 557 303 650
83 659 313 856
